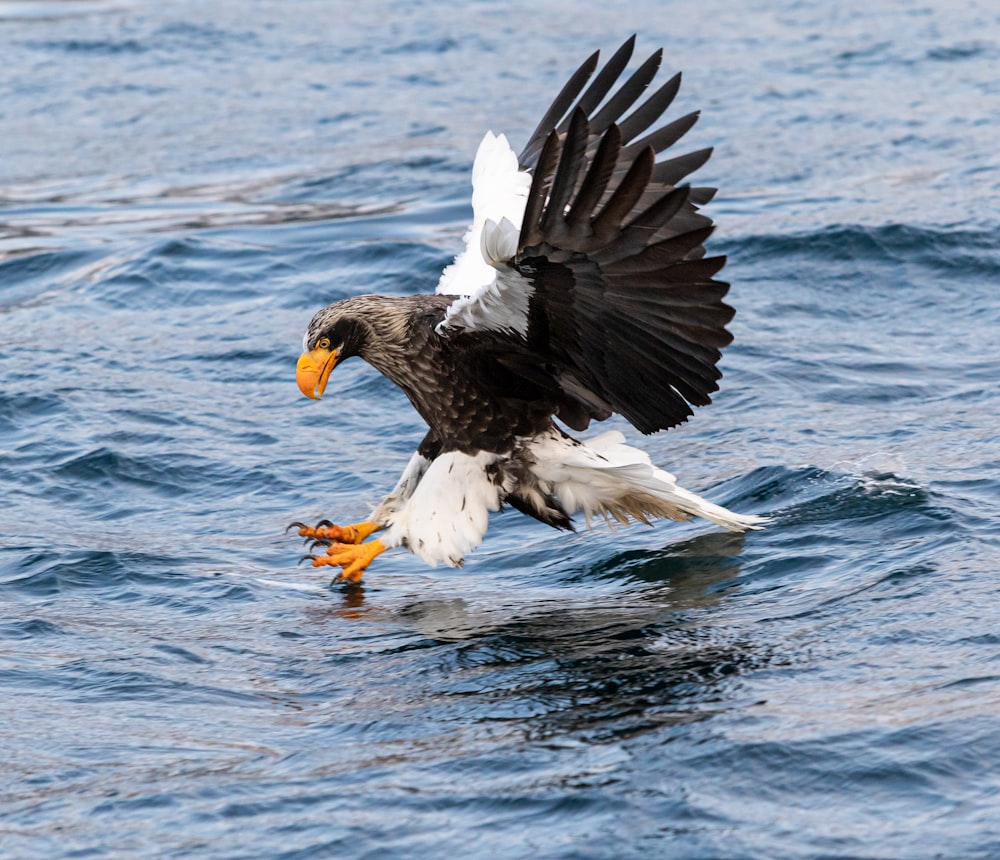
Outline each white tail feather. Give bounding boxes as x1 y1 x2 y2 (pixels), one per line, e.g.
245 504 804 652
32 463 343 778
529 429 766 533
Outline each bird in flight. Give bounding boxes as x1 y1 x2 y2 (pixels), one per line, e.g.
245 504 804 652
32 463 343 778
291 36 765 582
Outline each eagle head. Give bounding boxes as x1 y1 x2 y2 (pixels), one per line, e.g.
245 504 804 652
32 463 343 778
295 301 371 400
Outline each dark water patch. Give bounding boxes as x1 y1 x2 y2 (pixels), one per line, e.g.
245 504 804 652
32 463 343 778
20 20 260 59
82 82 169 99
51 447 204 498
938 674 1000 691
8 656 269 706
384 37 460 56
0 248 98 300
153 20 259 52
390 591 772 744
89 236 283 309
927 42 994 62
779 471 950 531
581 531 747 594
0 617 65 640
24 37 147 55
835 40 894 64
2 549 175 597
1 546 264 607
0 391 69 435
151 642 209 665
863 561 938 594
66 667 266 706
8 549 186 591
171 345 277 366
721 464 952 532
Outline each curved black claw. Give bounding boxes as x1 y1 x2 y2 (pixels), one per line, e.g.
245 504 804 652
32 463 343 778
286 521 309 534
307 538 332 551
298 554 317 566
316 519 334 529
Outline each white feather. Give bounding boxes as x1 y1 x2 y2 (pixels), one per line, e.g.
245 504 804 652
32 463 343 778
480 215 520 266
435 131 534 336
527 429 767 532
370 450 432 526
380 451 507 567
438 262 533 336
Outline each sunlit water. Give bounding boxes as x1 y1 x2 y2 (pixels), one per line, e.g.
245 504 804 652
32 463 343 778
2 1 999 857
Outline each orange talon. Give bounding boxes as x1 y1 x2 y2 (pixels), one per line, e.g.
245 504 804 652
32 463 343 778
296 520 381 544
311 539 387 583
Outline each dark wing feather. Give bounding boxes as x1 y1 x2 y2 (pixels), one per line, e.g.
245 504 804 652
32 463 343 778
511 39 733 434
519 50 601 169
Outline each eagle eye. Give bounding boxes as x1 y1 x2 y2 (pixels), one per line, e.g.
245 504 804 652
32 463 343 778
317 337 332 350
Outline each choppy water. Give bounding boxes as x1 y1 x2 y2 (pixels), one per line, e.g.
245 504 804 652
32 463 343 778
2 1 999 857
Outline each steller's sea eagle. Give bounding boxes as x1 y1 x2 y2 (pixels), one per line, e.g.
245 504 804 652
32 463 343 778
291 36 765 582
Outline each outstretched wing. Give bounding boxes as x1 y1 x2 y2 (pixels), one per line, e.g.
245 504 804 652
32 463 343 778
437 37 733 435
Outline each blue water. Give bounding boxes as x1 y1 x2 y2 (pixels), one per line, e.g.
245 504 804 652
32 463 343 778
2 1 999 857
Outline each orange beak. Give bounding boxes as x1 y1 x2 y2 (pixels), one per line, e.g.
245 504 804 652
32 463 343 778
296 346 338 400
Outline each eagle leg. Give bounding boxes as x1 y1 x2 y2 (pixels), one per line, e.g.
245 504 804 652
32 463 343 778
290 520 382 545
310 539 388 583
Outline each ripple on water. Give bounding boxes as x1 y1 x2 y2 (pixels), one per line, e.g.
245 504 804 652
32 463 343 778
722 464 951 528
728 223 1000 275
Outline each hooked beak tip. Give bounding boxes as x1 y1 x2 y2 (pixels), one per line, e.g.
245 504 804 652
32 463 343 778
296 347 337 400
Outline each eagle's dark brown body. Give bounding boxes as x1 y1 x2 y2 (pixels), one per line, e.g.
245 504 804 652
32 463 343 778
309 293 559 456
291 37 765 580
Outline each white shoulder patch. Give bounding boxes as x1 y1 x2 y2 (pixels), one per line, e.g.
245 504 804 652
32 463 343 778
436 261 533 337
380 451 508 567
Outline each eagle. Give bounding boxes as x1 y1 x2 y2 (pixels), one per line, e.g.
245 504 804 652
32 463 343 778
291 36 765 583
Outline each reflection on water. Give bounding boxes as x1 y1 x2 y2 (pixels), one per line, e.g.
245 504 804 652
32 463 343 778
340 531 763 743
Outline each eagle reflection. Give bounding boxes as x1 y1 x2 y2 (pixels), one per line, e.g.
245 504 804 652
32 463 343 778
390 530 759 741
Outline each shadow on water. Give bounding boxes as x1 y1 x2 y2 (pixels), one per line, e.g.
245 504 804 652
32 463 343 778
326 531 766 744
586 529 746 595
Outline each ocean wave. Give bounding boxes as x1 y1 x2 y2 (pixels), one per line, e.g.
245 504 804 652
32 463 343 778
723 463 952 530
722 223 1000 275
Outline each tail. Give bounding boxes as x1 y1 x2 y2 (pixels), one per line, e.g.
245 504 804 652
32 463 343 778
645 472 767 532
528 429 767 533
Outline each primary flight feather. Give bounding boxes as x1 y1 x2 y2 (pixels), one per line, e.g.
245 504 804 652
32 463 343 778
291 36 765 582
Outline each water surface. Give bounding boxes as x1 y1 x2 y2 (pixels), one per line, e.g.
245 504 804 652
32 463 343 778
2 0 999 857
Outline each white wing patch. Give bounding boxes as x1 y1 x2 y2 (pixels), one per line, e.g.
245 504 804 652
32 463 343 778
435 131 534 337
380 451 507 567
437 260 533 337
